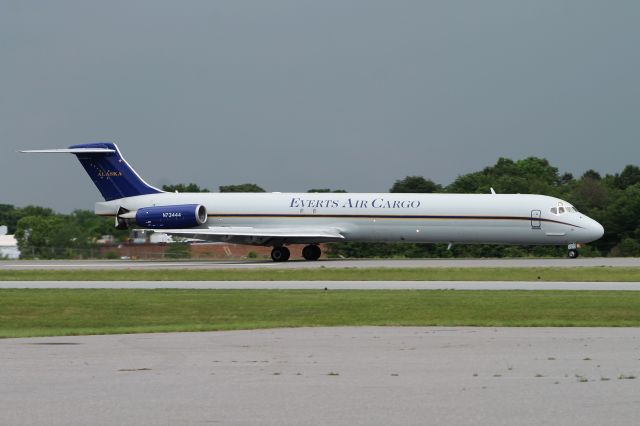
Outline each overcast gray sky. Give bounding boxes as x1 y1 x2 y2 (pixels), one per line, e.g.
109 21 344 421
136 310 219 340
1 1 639 213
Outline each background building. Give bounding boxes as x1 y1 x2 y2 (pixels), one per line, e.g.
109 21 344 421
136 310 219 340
0 225 20 259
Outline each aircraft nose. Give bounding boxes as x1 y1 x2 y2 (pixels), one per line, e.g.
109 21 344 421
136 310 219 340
586 218 604 242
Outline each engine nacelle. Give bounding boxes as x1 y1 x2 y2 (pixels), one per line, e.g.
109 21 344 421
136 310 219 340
135 204 207 229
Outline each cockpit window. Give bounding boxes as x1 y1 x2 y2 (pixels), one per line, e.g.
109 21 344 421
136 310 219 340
550 203 577 215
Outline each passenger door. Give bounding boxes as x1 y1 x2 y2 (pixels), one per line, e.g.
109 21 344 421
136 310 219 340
531 210 541 229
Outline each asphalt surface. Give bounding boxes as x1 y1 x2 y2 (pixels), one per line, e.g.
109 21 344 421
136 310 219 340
2 327 639 426
2 280 640 290
1 257 639 269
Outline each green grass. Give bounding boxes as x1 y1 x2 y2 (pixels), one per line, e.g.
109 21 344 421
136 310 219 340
2 289 640 338
0 266 640 282
1 267 640 281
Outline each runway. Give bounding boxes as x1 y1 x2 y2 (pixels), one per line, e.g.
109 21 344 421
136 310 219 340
2 327 639 426
3 280 640 290
1 257 639 270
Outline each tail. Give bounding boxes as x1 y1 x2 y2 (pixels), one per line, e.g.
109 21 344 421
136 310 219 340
21 142 163 201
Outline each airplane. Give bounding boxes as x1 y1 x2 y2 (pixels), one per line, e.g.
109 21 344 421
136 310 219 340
21 142 604 261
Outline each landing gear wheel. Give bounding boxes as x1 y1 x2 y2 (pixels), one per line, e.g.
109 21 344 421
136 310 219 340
302 244 322 261
567 243 579 259
271 246 290 262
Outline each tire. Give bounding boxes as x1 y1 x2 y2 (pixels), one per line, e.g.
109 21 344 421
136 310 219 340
271 246 291 262
567 249 579 259
302 245 321 261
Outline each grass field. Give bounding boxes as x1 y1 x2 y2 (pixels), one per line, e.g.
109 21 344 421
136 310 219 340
2 267 640 281
2 289 640 338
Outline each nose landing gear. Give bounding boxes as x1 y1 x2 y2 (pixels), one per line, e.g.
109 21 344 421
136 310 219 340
567 243 580 259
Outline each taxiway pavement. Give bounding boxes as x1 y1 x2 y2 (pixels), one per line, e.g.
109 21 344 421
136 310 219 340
1 257 638 270
2 280 640 290
2 327 639 426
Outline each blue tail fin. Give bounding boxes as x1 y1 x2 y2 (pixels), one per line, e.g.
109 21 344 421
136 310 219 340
69 143 163 201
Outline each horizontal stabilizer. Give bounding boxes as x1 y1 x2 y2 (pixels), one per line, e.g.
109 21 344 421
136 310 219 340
20 148 116 154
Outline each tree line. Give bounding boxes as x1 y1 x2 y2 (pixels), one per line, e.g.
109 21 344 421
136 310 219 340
3 157 640 259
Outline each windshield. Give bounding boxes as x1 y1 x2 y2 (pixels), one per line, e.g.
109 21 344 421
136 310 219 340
550 202 578 215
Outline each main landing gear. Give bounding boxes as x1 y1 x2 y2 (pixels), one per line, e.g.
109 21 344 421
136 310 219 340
270 245 322 262
270 246 290 262
567 243 580 259
302 244 321 261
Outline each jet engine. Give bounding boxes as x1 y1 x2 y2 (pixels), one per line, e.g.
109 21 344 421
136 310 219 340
132 204 208 229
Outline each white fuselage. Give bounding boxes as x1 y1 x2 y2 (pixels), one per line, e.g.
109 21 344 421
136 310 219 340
96 192 604 246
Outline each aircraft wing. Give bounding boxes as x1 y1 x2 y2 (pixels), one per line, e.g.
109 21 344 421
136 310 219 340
149 226 345 244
